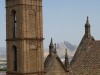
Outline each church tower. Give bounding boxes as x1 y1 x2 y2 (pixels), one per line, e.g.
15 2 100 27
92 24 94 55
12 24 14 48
6 0 44 75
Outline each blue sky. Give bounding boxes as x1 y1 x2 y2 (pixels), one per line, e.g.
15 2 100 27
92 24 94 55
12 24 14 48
0 0 100 48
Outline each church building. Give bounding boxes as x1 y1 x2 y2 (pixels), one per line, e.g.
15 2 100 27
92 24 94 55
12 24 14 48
5 0 100 75
44 38 70 75
70 17 100 75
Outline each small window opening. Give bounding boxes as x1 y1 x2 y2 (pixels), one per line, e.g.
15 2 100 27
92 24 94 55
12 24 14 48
12 10 17 38
13 46 17 71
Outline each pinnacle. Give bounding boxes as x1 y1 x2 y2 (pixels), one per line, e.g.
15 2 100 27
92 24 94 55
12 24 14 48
85 16 90 27
54 43 57 54
65 49 68 58
50 38 53 46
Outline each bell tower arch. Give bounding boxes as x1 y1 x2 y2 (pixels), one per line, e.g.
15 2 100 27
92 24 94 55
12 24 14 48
6 0 44 75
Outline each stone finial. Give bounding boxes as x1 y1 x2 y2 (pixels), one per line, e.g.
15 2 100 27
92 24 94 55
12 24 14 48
85 16 90 27
85 16 91 37
50 38 53 46
49 38 54 55
54 43 57 54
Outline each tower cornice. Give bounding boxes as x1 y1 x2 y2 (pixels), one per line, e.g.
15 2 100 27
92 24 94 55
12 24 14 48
6 38 44 41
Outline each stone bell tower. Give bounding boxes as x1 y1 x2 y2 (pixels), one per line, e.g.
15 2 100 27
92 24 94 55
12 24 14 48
6 0 44 75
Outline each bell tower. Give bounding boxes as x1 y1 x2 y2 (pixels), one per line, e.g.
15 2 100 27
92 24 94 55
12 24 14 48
6 0 44 75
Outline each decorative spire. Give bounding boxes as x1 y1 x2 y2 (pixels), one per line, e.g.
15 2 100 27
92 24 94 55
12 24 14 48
49 38 54 55
65 49 70 69
85 16 91 37
54 43 57 54
85 16 90 27
50 38 53 46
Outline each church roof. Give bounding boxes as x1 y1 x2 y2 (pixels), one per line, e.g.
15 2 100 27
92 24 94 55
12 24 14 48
71 40 100 75
71 35 94 65
70 17 100 75
44 54 69 72
71 17 94 65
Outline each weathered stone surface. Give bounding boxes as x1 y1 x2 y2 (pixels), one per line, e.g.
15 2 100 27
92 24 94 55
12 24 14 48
45 54 69 75
71 40 100 75
6 0 44 75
